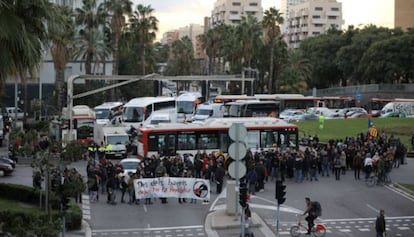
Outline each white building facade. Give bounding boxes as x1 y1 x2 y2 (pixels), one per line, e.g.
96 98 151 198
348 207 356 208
211 0 263 26
280 0 301 34
286 0 344 48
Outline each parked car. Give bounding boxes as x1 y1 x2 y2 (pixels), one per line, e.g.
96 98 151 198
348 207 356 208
279 109 305 122
380 112 407 118
0 156 16 169
0 159 14 176
4 107 25 120
329 107 368 119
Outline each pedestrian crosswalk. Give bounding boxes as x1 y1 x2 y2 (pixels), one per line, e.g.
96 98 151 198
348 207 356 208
265 216 414 235
92 225 206 237
82 194 91 220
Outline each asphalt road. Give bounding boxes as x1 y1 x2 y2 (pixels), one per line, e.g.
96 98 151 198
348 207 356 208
1 144 414 237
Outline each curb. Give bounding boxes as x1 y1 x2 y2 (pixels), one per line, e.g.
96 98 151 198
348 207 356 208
83 220 92 237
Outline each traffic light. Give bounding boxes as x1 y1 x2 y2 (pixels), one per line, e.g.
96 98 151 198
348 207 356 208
62 196 70 211
239 182 248 208
275 180 286 205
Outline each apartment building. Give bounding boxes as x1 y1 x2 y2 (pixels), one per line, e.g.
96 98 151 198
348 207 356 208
211 0 263 26
280 0 301 34
395 0 414 30
161 24 206 60
286 0 344 48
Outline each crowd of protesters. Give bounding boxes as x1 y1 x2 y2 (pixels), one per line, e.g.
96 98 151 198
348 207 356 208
84 130 409 205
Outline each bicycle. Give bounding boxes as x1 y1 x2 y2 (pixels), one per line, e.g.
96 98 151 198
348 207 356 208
290 215 326 237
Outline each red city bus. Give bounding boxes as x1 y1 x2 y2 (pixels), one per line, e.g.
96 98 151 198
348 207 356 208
137 117 298 159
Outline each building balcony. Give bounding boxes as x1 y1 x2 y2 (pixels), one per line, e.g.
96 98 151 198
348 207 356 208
228 14 241 20
312 18 327 24
243 6 259 12
326 11 341 16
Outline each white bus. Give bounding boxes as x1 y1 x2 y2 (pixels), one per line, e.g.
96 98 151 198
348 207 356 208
94 102 123 125
176 92 204 122
122 97 176 130
227 100 280 118
137 117 299 159
380 101 414 117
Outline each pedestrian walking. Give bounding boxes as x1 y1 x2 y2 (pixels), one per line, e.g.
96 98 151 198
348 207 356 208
375 209 386 237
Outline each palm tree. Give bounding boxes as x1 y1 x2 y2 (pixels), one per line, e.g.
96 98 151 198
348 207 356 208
74 28 111 75
75 0 108 74
262 7 284 93
199 28 221 74
278 50 312 93
0 0 53 121
48 5 75 112
237 14 262 73
129 4 158 75
104 0 132 76
170 36 194 75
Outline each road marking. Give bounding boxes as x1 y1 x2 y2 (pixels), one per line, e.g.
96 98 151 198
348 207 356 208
366 203 380 214
359 228 370 231
386 185 414 202
398 227 410 230
93 225 204 233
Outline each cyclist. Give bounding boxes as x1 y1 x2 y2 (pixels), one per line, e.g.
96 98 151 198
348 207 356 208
303 197 317 235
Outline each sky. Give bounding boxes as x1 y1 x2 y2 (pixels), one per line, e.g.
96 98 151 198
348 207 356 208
133 0 394 41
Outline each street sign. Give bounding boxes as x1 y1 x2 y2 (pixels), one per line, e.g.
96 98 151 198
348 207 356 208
228 142 247 161
228 162 247 179
229 123 247 141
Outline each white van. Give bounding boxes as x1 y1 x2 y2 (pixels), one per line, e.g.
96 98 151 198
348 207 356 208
192 103 225 121
381 102 414 117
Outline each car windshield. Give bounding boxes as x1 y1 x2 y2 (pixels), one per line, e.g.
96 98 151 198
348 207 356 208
196 109 212 116
121 161 139 170
123 107 144 122
95 109 111 119
107 135 129 145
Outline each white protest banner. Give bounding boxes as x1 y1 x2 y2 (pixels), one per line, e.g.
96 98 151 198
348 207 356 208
134 177 210 200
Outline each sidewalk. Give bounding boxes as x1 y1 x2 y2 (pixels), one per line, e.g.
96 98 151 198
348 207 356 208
206 208 274 237
65 220 91 237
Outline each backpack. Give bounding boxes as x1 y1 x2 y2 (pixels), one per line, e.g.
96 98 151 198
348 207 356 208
311 201 322 217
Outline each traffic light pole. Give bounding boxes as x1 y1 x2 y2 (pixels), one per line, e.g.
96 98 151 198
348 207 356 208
241 206 245 237
276 204 280 237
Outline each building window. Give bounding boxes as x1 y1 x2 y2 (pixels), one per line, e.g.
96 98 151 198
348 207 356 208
312 15 321 19
232 2 241 6
230 11 238 14
328 16 337 20
249 3 258 6
314 7 323 11
314 24 323 27
331 7 339 11
312 32 320 35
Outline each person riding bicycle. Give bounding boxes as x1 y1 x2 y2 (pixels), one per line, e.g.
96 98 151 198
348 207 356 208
303 197 317 235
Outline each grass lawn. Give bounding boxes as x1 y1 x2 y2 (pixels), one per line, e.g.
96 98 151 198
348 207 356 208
399 184 414 194
294 117 413 149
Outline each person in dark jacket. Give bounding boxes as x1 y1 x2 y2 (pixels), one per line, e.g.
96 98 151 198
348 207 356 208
214 163 225 194
375 209 386 237
255 160 266 192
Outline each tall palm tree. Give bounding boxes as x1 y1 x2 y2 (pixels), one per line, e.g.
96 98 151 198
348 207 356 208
171 36 194 75
278 50 311 93
237 14 262 72
129 4 158 75
75 0 108 74
104 0 132 76
262 7 284 93
199 28 220 74
49 5 75 112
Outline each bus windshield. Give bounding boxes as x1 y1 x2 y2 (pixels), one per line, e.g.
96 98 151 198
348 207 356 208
95 109 111 119
122 107 144 122
107 135 129 145
177 101 194 114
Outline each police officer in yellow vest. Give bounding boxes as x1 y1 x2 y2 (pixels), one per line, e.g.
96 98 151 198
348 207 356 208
105 143 113 157
97 142 106 159
88 142 97 159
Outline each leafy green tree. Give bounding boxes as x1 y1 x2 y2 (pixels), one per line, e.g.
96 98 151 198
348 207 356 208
336 25 399 85
199 27 221 74
299 29 346 88
262 7 284 93
167 36 194 76
360 33 414 84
